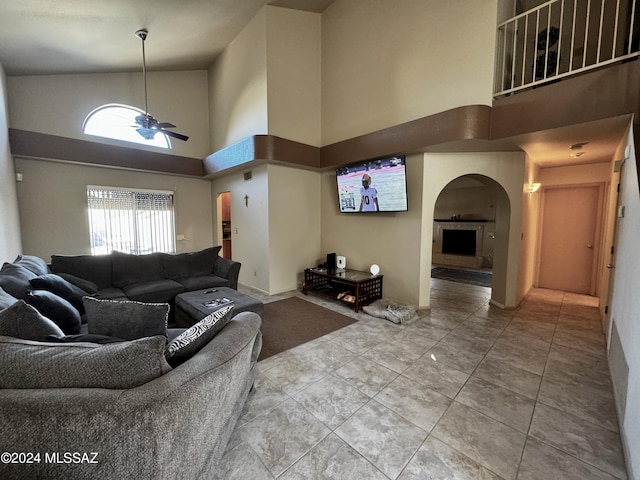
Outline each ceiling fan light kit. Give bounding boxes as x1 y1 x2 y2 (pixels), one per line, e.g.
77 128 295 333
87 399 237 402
133 28 189 142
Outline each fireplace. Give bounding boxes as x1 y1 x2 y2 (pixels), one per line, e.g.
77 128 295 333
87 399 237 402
442 229 476 255
433 221 485 268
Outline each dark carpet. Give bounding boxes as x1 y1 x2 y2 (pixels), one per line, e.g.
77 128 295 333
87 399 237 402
431 266 493 287
258 297 357 361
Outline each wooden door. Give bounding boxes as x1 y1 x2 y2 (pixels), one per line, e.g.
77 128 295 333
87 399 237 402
537 185 601 294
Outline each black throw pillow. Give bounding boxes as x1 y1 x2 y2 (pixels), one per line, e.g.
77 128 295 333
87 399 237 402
0 262 37 300
26 290 82 335
57 273 99 294
29 274 89 314
13 255 49 276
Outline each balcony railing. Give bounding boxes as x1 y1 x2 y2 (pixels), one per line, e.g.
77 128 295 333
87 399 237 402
494 0 640 97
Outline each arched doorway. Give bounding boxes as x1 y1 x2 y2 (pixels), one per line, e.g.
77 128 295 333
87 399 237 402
417 151 524 310
429 174 512 308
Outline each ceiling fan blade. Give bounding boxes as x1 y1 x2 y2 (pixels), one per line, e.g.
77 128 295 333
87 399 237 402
156 122 176 129
161 129 189 141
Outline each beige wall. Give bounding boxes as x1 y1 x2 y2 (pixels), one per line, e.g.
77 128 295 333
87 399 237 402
320 151 524 309
434 180 499 221
0 62 22 262
421 152 525 308
321 153 425 307
209 8 268 152
209 6 321 151
538 162 612 186
14 158 214 260
210 163 322 295
7 71 210 159
321 0 498 145
268 164 322 293
266 7 322 147
518 154 541 301
211 164 270 291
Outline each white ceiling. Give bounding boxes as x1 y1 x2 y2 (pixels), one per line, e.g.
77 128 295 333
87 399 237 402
0 0 630 168
0 0 335 76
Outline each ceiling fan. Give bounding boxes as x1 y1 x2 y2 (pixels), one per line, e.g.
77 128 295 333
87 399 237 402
133 29 189 142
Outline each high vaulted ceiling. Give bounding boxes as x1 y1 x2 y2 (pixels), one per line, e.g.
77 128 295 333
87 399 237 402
0 0 335 76
0 0 631 169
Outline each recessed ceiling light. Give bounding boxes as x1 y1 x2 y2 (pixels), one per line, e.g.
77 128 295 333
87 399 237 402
570 142 589 150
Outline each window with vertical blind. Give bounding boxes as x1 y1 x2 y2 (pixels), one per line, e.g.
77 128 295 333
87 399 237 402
87 186 176 255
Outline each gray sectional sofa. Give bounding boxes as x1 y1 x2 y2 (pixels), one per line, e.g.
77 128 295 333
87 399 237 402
50 246 241 304
0 248 262 479
0 312 262 480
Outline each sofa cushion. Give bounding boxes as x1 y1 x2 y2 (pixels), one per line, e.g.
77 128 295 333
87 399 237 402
57 273 99 294
13 254 49 276
30 273 88 313
122 279 185 303
0 262 37 299
46 333 124 344
0 335 171 389
51 254 113 289
165 304 234 367
111 251 164 288
177 274 228 292
84 296 169 341
161 246 221 280
25 290 82 335
93 287 128 300
0 287 18 310
0 300 65 341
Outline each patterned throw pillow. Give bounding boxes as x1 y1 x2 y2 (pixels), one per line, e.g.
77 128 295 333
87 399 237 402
165 304 234 367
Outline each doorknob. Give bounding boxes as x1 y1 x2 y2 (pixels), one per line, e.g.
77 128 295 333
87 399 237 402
587 244 593 248
607 264 615 269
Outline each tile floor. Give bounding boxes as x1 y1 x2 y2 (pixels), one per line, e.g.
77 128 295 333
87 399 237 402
215 279 627 479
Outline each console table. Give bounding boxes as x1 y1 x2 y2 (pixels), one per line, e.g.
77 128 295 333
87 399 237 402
302 268 383 312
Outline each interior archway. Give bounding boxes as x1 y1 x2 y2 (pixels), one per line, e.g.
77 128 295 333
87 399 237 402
430 173 512 307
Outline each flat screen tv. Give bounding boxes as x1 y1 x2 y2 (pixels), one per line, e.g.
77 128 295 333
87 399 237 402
336 155 408 213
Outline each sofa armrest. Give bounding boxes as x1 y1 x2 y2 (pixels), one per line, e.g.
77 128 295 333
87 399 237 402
213 257 241 290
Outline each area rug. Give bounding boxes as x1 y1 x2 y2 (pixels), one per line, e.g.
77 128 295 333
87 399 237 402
431 266 493 287
258 297 357 361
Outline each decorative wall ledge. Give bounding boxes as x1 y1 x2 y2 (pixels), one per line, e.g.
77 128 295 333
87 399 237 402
9 129 204 177
10 62 638 179
203 135 320 177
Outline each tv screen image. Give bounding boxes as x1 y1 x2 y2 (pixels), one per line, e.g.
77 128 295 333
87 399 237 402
336 156 408 213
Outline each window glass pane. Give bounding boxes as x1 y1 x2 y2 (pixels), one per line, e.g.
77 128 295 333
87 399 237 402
87 186 175 255
83 104 170 149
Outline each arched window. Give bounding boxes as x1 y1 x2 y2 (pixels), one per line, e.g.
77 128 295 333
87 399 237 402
83 104 171 149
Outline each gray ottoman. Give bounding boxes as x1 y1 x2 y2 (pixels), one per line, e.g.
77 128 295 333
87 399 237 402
174 287 264 327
